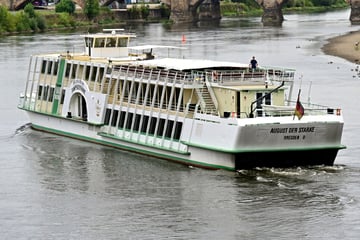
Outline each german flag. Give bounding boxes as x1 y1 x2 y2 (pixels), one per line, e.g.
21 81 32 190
294 90 304 120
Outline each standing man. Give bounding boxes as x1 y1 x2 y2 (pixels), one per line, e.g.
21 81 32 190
249 56 258 71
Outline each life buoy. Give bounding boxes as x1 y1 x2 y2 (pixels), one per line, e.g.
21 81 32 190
231 112 236 118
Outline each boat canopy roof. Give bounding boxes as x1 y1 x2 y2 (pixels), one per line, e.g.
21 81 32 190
129 45 186 51
134 58 249 71
80 29 136 39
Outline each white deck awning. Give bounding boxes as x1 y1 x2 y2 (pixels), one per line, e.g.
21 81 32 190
134 58 249 71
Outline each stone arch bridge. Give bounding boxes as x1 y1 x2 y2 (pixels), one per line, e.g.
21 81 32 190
2 0 360 25
162 0 360 25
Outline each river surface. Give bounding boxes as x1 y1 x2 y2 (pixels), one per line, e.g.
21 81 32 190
1 9 360 239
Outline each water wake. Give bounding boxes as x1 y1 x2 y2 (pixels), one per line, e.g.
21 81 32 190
14 123 32 136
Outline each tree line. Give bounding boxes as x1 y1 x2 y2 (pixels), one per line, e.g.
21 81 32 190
0 0 101 34
0 0 348 35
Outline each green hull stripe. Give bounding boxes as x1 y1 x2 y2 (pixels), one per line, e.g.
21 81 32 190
181 140 346 153
31 123 235 171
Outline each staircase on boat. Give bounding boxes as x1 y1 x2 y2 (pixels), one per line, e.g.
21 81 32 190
194 74 218 115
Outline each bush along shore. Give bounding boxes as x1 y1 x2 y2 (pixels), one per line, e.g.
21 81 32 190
0 2 170 35
0 0 349 35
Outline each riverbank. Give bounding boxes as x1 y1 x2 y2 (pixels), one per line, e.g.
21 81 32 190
322 30 360 63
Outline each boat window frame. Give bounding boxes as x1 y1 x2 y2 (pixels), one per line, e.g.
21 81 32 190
85 37 94 48
94 37 106 48
117 37 128 47
105 37 116 48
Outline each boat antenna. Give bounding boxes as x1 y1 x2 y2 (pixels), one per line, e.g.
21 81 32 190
297 74 303 103
307 81 312 107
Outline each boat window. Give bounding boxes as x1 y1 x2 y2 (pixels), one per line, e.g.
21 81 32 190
53 61 58 75
133 114 141 131
72 64 78 79
85 37 93 48
123 81 131 100
89 66 99 81
103 107 182 141
41 60 47 73
60 89 65 104
118 111 126 128
98 67 104 81
125 113 133 130
141 115 149 132
41 85 49 101
265 94 271 105
37 86 43 100
106 38 116 48
111 110 119 127
149 117 157 135
117 37 128 47
165 120 174 138
94 38 106 48
174 122 182 140
41 60 56 75
104 109 111 125
48 87 54 102
65 63 71 77
85 66 91 80
157 118 165 136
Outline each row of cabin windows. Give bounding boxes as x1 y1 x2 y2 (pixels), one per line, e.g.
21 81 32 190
41 60 105 82
104 109 183 140
85 37 128 48
41 60 58 75
37 85 65 104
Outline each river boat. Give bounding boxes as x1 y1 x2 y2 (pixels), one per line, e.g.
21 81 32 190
18 29 345 171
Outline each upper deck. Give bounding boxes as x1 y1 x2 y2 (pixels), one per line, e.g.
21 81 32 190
81 29 136 59
122 57 296 88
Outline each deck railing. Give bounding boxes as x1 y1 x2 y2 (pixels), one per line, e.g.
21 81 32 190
111 65 296 87
112 65 194 85
258 101 342 118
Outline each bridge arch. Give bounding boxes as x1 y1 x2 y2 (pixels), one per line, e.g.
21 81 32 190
161 0 288 25
161 0 207 23
255 0 289 26
162 0 359 25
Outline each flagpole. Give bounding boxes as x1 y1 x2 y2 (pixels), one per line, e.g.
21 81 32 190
293 89 301 120
307 81 312 107
293 89 305 120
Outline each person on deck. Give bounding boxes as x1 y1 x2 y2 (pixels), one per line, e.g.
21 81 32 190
249 56 258 71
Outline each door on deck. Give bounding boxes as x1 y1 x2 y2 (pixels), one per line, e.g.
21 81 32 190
69 93 88 121
256 92 271 117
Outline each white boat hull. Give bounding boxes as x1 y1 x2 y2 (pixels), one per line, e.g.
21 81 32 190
26 110 344 171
